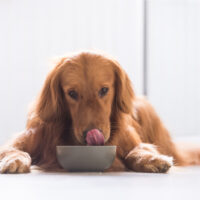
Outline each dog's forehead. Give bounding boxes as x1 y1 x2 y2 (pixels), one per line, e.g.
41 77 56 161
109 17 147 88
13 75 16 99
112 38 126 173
61 59 114 87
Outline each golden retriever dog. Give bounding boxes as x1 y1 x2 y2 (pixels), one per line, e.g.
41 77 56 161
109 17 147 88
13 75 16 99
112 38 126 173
0 51 200 173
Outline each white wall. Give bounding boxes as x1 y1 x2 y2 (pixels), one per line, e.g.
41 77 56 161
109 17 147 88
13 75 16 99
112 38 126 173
147 0 200 136
0 0 144 145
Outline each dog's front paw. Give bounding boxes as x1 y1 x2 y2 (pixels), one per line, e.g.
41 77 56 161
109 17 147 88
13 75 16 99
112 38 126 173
125 143 173 173
141 154 173 173
0 149 31 173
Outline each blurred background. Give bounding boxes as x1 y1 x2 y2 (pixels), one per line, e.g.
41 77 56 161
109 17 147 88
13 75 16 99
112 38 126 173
0 0 199 145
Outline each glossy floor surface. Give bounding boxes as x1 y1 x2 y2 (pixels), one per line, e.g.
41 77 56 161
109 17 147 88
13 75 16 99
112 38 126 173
0 166 200 200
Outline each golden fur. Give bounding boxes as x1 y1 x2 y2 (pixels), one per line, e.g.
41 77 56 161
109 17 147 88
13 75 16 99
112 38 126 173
0 51 200 173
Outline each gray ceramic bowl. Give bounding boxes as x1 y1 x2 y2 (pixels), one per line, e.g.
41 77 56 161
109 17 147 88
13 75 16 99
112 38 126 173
56 146 116 172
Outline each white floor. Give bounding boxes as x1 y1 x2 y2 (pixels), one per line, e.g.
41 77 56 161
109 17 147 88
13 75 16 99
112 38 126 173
1 136 200 200
0 166 200 200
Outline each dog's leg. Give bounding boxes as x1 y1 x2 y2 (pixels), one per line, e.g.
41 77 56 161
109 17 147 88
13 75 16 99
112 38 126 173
110 124 172 173
134 97 185 165
0 131 32 173
124 143 173 173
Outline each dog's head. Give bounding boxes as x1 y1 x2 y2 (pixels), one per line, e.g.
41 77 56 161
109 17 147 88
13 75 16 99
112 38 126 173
35 52 134 144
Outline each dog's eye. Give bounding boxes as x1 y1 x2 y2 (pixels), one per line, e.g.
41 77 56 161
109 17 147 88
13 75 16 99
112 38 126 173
68 90 78 100
99 87 109 97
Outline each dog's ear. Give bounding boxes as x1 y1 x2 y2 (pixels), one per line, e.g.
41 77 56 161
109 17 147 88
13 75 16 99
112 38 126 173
112 60 135 114
36 58 67 122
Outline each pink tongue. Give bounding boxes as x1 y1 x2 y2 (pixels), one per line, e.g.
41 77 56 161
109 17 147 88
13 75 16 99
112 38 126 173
86 129 105 145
